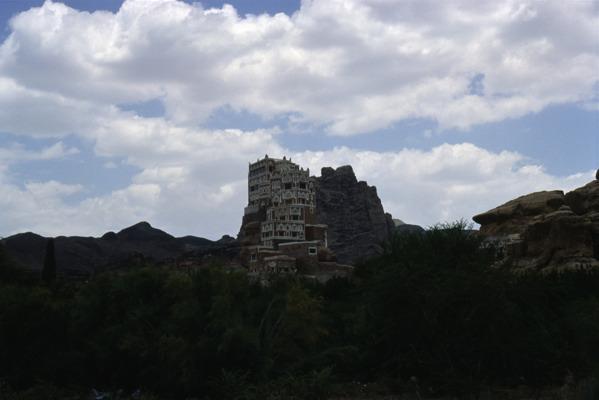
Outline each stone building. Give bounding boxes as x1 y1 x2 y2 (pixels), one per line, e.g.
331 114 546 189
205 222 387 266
239 155 331 277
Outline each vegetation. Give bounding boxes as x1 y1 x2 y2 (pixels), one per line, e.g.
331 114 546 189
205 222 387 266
0 222 598 399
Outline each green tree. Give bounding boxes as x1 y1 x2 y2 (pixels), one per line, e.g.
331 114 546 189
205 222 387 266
270 284 328 370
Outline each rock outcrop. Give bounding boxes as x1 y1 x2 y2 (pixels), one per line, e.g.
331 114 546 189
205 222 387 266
474 191 566 236
393 218 425 235
2 222 240 278
314 166 395 264
473 173 599 272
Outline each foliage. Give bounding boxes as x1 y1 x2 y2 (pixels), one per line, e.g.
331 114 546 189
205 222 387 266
0 222 598 398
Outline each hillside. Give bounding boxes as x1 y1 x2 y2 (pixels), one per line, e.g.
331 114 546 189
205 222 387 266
2 222 239 277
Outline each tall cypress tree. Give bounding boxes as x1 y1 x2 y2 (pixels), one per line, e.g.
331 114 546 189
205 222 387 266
42 238 57 283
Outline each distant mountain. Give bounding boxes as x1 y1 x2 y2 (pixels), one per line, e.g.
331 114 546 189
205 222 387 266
2 222 239 278
2 232 48 271
115 221 174 241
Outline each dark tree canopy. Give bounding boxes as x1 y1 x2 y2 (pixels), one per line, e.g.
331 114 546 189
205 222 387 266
0 222 598 399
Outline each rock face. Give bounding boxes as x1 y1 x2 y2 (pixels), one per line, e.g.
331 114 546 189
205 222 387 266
474 191 566 236
394 223 425 236
473 178 599 272
314 166 395 264
2 221 240 278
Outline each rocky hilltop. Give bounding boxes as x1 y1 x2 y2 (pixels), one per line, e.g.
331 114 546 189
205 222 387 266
314 166 395 264
2 222 240 277
473 172 599 272
237 164 397 265
6 164 399 274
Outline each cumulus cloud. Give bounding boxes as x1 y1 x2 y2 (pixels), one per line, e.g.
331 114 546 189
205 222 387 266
0 177 83 237
0 0 596 238
0 141 79 163
0 112 286 237
0 0 597 135
0 176 155 237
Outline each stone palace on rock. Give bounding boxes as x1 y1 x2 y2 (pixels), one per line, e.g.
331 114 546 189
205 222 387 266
239 155 341 280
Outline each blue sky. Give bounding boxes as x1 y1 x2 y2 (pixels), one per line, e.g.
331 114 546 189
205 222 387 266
0 0 597 238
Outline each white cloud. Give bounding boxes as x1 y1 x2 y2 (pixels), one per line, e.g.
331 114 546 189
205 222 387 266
0 0 596 135
0 141 79 163
0 112 286 237
0 78 120 138
0 0 596 238
25 180 83 198
0 177 83 236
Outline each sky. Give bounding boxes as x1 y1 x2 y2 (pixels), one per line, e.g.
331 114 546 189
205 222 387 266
0 0 597 239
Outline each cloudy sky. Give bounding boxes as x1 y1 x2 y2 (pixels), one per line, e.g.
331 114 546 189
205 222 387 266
0 0 597 239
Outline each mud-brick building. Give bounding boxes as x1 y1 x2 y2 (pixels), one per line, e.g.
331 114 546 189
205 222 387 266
239 155 332 277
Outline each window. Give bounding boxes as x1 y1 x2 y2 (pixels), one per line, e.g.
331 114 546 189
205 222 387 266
299 182 306 189
250 254 257 261
284 183 292 189
308 247 317 255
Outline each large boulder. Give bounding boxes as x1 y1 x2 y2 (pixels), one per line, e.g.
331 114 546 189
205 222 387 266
473 190 565 235
314 165 395 264
564 180 599 215
237 207 266 246
473 176 599 272
565 179 599 262
517 207 597 272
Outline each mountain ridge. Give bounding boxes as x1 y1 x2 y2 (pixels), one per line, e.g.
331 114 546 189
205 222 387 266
1 222 237 276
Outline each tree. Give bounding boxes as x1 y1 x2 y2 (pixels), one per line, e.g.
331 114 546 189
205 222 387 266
42 239 56 283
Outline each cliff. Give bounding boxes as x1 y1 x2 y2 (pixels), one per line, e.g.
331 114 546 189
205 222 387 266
473 172 599 272
314 166 395 264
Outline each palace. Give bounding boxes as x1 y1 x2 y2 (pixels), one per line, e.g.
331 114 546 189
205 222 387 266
239 155 332 278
